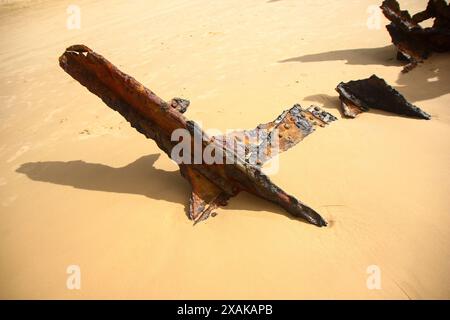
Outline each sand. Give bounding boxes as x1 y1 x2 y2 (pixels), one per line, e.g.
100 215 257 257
0 0 449 299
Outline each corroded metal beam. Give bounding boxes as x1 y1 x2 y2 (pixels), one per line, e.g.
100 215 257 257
59 45 337 226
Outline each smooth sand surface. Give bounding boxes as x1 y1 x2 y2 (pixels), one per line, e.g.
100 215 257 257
0 0 449 299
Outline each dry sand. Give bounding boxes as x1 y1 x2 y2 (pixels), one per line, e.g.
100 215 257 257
0 0 449 299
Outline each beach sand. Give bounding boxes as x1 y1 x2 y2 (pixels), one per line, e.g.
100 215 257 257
0 0 449 299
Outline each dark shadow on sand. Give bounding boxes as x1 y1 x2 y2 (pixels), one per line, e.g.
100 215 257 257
281 45 450 106
279 45 402 67
394 54 450 103
16 154 310 223
17 154 190 205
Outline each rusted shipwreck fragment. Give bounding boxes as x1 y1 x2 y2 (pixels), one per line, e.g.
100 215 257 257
381 0 450 72
336 75 430 119
59 45 337 227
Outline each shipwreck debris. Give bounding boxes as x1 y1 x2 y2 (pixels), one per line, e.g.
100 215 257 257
381 0 450 73
59 45 338 227
336 75 431 119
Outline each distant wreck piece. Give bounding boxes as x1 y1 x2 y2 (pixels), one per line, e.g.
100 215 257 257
59 45 338 227
336 75 431 119
381 0 450 73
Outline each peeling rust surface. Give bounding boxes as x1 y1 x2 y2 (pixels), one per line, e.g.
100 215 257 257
381 0 450 72
169 97 190 114
59 45 338 227
215 104 337 167
336 75 431 119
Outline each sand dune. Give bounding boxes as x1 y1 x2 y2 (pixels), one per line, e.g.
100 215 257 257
0 0 449 299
